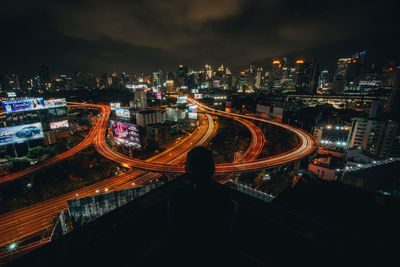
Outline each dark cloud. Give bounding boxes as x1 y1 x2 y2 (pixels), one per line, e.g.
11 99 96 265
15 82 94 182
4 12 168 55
1 0 399 75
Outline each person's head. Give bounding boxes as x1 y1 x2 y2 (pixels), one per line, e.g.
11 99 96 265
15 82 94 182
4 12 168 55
185 146 215 185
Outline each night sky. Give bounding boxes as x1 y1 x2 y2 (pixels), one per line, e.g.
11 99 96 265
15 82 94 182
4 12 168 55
1 0 399 75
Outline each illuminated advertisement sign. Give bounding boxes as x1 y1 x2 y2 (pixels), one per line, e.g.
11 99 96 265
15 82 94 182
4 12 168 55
188 105 198 113
188 113 198 120
273 107 283 118
115 108 130 119
44 98 66 108
126 83 148 90
7 92 16 98
256 104 270 114
177 96 187 104
181 86 188 90
0 122 44 146
110 120 141 148
156 93 162 100
50 120 69 129
110 103 121 110
2 98 45 113
194 94 203 99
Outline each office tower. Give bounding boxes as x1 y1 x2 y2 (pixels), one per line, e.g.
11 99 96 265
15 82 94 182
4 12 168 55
332 51 366 93
205 64 213 80
238 71 246 92
217 65 225 77
166 80 175 94
87 73 97 90
100 73 109 88
348 118 399 159
387 65 400 120
255 67 263 89
294 60 310 93
153 71 162 86
111 73 122 89
294 59 319 93
39 64 50 90
177 65 188 88
309 58 320 93
246 64 255 92
319 70 334 91
132 90 147 110
270 60 282 90
73 71 84 88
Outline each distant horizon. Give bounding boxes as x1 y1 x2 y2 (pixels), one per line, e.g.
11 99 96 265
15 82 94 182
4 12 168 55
2 51 398 79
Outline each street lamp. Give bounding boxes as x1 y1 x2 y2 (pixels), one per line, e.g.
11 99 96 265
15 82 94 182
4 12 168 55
8 242 17 252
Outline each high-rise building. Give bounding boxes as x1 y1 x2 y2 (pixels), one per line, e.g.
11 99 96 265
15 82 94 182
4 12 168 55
205 64 213 80
333 51 366 93
238 71 246 93
245 64 255 93
294 59 319 93
132 90 147 110
166 80 175 94
100 73 109 89
319 70 334 91
294 60 310 93
73 71 84 88
153 71 162 86
111 73 122 89
39 64 50 90
177 65 188 87
217 65 225 77
270 60 282 90
348 118 399 159
87 73 97 90
386 63 400 120
255 67 263 89
309 58 320 93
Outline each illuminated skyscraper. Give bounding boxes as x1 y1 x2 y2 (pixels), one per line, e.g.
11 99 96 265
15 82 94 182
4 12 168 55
255 67 263 89
333 50 366 92
270 60 282 90
246 64 255 92
205 64 213 80
319 70 334 91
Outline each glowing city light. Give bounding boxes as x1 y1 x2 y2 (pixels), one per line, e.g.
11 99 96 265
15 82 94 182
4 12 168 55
8 242 17 251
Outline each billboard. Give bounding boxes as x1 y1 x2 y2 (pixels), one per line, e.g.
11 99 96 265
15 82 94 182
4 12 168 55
177 96 187 104
188 105 198 113
256 104 270 114
115 108 130 119
7 92 16 98
110 120 141 148
110 103 121 110
194 94 203 99
156 93 162 100
2 98 45 113
273 107 283 118
188 113 198 120
44 98 66 108
50 120 69 129
0 122 44 146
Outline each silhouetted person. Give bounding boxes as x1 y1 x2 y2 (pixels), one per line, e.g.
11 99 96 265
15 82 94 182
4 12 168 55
168 146 235 266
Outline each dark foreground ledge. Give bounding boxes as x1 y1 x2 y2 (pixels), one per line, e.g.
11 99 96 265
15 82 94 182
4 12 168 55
8 176 400 267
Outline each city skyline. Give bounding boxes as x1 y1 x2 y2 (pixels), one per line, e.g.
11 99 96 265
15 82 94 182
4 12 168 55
1 0 399 75
2 1 400 264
